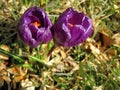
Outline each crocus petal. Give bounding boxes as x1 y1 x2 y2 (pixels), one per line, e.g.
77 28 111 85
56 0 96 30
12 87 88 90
18 24 33 44
52 8 93 47
52 23 71 46
28 24 38 40
68 25 84 46
68 12 84 25
18 6 52 47
37 28 52 43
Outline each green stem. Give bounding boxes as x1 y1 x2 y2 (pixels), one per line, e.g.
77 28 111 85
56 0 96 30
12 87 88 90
0 48 24 62
28 55 48 68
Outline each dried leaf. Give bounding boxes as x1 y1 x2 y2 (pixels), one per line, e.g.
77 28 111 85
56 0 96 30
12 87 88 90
47 55 61 66
0 62 6 71
106 49 117 56
21 79 35 90
112 33 120 47
0 45 10 60
2 76 11 83
94 32 113 48
0 53 9 60
60 49 66 58
87 42 110 61
7 67 21 75
7 66 27 82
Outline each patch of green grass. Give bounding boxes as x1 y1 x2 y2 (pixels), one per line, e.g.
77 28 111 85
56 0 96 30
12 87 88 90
0 0 120 90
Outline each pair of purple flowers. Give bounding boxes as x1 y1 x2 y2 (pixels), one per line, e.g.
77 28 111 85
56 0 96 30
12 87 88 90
18 7 93 48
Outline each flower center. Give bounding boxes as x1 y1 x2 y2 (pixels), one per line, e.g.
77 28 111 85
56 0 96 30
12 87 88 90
32 21 41 28
68 23 74 27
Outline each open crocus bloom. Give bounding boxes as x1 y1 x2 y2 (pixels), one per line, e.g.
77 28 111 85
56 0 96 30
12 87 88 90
18 6 52 47
52 8 93 47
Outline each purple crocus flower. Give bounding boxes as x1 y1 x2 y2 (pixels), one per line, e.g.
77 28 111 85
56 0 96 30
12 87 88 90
18 6 52 47
52 8 93 47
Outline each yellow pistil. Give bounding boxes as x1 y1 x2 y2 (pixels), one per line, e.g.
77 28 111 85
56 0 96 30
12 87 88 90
32 21 41 27
68 23 74 27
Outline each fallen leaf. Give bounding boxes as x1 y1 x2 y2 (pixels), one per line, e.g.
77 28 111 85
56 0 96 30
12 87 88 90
0 62 6 71
112 33 120 47
94 31 113 48
105 48 117 56
21 79 35 90
7 66 27 82
0 53 9 60
2 76 11 83
0 45 10 60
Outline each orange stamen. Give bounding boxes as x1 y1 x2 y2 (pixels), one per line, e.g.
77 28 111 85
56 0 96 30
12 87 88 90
32 21 41 27
68 23 74 27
